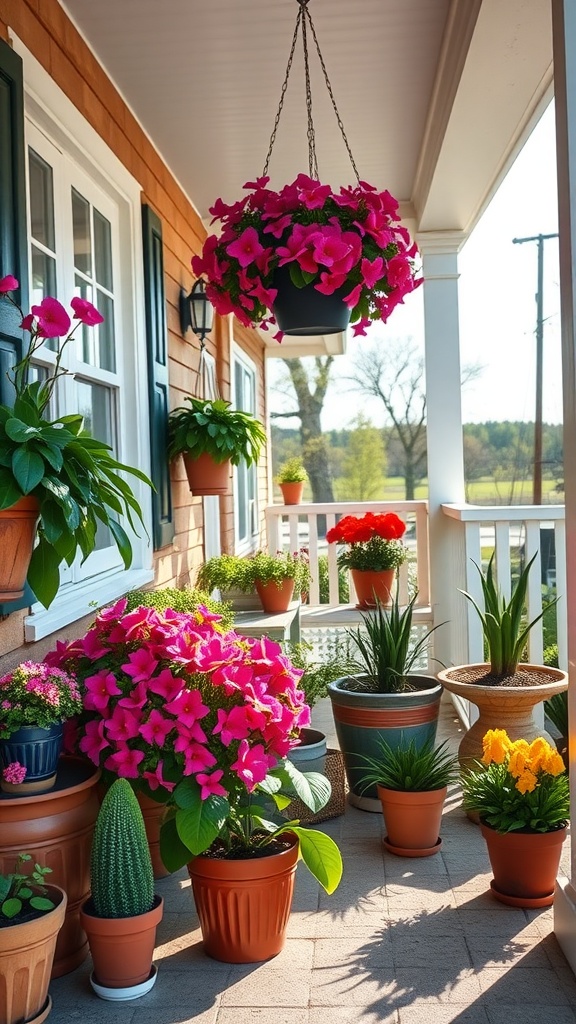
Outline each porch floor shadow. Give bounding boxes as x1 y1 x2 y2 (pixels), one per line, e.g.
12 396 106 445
47 695 576 1024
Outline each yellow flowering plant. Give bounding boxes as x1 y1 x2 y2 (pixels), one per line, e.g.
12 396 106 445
461 729 569 833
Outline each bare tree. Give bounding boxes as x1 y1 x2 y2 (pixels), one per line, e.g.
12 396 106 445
270 357 335 504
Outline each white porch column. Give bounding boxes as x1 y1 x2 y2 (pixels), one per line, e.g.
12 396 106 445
417 231 468 669
551 0 576 969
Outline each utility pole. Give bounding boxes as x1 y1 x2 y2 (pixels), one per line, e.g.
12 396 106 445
512 232 559 504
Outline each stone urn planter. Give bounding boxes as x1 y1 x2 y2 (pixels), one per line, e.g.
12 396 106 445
437 663 568 768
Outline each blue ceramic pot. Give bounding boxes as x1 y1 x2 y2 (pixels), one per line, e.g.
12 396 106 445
0 722 64 792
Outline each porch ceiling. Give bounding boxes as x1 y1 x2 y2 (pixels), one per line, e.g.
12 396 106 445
60 0 553 352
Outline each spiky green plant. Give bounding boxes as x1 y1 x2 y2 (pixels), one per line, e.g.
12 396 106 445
347 591 441 693
90 779 154 919
461 552 558 677
358 738 459 793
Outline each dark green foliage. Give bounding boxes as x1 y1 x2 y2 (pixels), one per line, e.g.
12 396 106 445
545 691 568 738
283 639 357 707
0 854 54 925
91 779 154 919
347 591 441 693
359 738 459 792
317 553 349 603
124 585 234 629
168 397 266 466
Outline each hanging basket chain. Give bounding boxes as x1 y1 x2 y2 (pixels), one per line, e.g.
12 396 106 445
262 0 361 184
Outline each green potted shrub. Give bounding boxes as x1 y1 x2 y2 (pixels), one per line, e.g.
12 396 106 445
0 854 67 1024
249 549 311 613
0 277 151 609
79 778 164 999
359 738 459 856
196 553 261 610
167 396 266 496
276 456 308 505
328 590 443 810
437 553 568 766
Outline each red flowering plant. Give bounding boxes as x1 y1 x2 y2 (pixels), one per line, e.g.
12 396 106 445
0 276 151 608
192 174 421 341
326 512 407 572
46 599 342 892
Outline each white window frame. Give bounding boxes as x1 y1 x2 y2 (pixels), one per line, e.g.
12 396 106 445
11 34 154 641
231 342 260 554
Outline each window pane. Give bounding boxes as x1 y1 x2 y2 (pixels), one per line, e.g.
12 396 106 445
96 291 116 372
74 276 93 364
94 209 113 290
29 150 55 250
76 379 115 550
72 189 91 275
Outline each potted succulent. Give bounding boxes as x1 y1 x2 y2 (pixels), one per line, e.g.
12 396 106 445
437 553 567 766
326 511 407 608
192 174 421 339
0 276 151 609
0 661 82 795
359 738 459 856
249 549 311 613
276 456 308 505
196 553 261 610
461 728 569 907
167 396 266 496
328 591 443 811
0 854 67 1024
79 778 163 998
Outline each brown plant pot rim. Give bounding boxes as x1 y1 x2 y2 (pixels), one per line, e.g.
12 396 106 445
188 833 299 881
437 663 568 693
79 893 164 935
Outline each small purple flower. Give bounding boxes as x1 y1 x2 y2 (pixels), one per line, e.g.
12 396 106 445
2 762 27 784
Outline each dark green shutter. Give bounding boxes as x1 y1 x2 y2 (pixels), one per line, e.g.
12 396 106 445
0 39 34 613
142 205 174 549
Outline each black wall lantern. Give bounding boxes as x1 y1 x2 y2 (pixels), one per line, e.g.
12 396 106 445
179 278 214 343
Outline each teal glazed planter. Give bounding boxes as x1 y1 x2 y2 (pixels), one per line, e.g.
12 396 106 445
328 676 443 811
0 722 64 794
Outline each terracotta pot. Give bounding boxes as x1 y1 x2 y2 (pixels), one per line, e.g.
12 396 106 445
0 756 101 978
182 451 230 495
279 481 304 505
272 264 351 336
437 663 568 768
350 568 395 609
0 885 66 1024
137 792 170 879
188 834 299 962
0 723 64 795
0 495 40 600
377 785 447 856
328 675 443 811
480 821 567 907
80 894 163 988
255 577 295 613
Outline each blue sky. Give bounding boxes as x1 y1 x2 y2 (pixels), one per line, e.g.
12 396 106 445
269 103 561 430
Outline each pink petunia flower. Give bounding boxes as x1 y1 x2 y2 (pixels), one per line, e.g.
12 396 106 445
104 746 145 779
70 296 104 326
0 275 18 293
31 296 71 338
196 770 227 800
226 226 264 268
84 669 122 713
139 709 174 747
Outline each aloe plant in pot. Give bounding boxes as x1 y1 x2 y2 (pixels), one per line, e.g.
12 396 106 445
0 276 151 609
167 396 266 496
328 591 444 811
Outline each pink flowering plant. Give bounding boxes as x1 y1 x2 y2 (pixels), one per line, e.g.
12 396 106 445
47 599 342 893
0 661 81 745
192 173 422 340
0 276 151 608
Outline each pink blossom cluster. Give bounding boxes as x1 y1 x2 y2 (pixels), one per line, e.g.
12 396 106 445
46 600 310 801
0 275 104 338
2 762 27 784
0 662 82 739
192 173 422 340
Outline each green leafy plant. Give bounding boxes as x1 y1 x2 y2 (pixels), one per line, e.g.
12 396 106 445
124 585 234 629
461 728 569 833
317 553 349 604
167 397 266 466
283 639 357 707
358 738 459 793
248 550 311 593
277 457 308 483
90 779 155 918
461 552 558 677
196 554 257 595
346 591 442 693
0 854 55 925
0 277 151 609
544 691 568 740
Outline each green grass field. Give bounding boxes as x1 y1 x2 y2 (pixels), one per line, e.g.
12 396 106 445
380 477 562 504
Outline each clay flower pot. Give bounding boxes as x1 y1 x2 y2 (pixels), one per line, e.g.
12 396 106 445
377 785 447 857
182 451 230 495
255 577 295 613
437 664 568 768
0 496 39 601
136 792 170 879
480 821 567 907
0 885 67 1024
188 834 299 962
279 481 304 505
350 568 395 609
80 894 164 989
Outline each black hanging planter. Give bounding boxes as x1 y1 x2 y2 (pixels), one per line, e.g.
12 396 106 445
272 265 352 336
